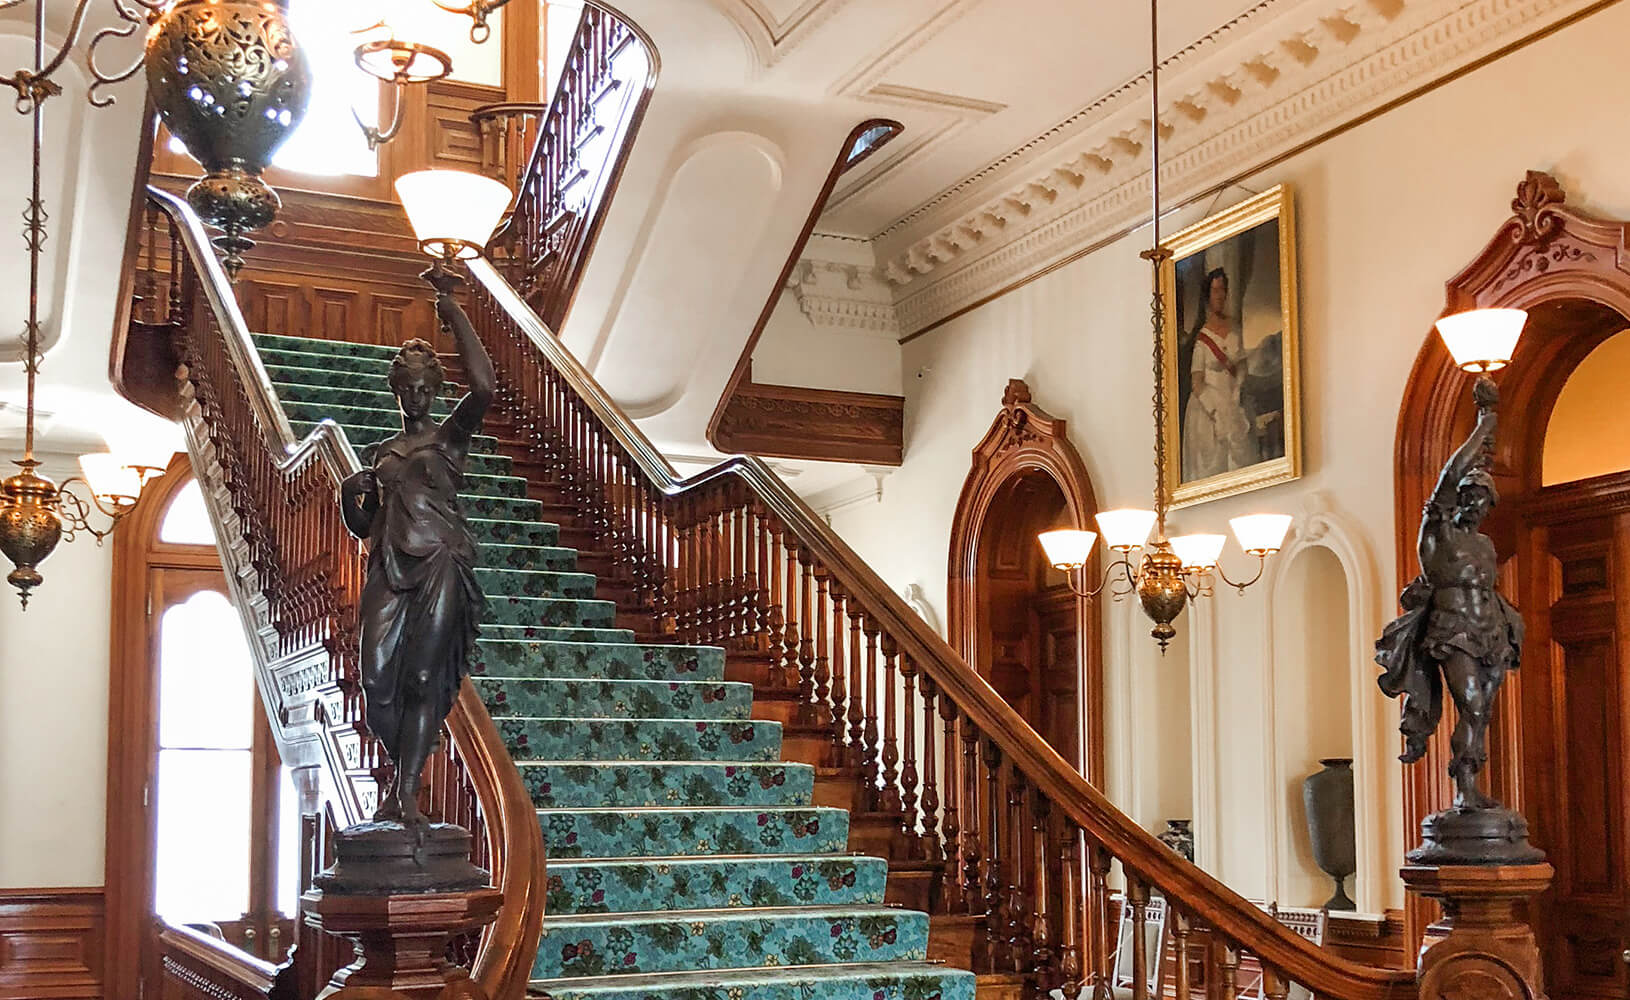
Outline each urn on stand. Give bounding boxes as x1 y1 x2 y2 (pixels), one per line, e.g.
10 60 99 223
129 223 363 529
1302 757 1357 911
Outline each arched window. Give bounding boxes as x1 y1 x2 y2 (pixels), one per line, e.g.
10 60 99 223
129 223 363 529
106 463 304 995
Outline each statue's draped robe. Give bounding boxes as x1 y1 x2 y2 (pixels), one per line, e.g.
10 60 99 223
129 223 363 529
360 434 485 757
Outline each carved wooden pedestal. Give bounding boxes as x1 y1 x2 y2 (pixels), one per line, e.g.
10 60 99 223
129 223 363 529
1402 863 1553 1000
303 887 502 1000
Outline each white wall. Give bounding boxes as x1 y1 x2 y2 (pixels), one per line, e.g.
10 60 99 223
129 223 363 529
0 452 113 887
825 3 1630 913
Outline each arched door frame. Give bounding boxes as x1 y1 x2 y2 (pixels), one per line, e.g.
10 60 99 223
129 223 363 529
1393 170 1630 948
948 379 1104 786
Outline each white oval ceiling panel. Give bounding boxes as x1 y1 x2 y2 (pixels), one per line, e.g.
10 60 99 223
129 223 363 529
593 130 783 418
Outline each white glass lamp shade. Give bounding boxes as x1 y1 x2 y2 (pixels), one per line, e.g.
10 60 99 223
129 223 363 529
395 170 512 259
1038 529 1097 570
1435 308 1527 373
79 453 143 505
1095 508 1158 551
1169 533 1228 570
1230 513 1292 555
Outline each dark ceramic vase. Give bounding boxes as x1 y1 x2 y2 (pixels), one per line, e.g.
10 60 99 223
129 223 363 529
1157 819 1194 863
1303 757 1357 911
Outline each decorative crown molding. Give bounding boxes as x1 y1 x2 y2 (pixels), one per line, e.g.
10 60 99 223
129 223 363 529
877 0 1607 336
785 255 900 336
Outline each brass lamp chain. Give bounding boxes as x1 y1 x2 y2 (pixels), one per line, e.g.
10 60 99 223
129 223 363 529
20 0 45 464
1145 0 1169 541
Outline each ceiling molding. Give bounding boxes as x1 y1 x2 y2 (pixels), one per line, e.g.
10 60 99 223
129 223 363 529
714 0 858 68
828 0 986 97
877 0 1605 336
785 256 901 337
859 83 1008 116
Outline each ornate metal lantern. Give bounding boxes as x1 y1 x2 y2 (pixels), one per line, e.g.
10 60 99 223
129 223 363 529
146 0 313 278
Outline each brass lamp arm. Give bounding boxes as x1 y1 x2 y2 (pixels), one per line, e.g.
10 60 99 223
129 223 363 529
436 0 515 43
1063 552 1141 601
0 0 161 112
1211 553 1268 594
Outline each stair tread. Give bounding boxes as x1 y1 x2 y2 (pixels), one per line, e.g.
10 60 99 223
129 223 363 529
530 962 976 999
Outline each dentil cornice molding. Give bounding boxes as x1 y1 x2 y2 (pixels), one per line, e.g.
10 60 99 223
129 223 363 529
878 0 1609 336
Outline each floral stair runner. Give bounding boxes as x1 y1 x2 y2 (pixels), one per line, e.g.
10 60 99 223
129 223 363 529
253 333 976 1000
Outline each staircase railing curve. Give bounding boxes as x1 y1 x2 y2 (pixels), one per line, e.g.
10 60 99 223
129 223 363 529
486 0 657 331
463 256 1419 1000
136 186 546 1000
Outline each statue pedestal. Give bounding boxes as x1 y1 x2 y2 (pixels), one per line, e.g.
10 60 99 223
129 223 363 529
303 886 502 1000
1402 862 1553 1000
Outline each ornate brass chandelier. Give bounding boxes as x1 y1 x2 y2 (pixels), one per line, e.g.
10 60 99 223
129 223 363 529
1036 0 1291 651
0 0 311 606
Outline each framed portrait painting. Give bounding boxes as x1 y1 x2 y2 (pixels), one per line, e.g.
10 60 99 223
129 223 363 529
1161 184 1301 508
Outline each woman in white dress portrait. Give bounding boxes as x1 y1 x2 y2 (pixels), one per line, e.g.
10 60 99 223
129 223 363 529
1181 268 1259 481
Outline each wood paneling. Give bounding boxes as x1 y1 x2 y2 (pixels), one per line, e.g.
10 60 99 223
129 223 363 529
1325 910 1409 970
711 375 905 465
0 889 105 1000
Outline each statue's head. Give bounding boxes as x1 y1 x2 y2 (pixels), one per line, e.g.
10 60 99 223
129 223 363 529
389 339 445 421
1455 468 1497 528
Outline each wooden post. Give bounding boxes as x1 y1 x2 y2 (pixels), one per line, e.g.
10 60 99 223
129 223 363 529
1401 863 1553 1000
303 887 503 1000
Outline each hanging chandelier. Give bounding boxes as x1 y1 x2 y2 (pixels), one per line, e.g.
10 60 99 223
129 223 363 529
1036 0 1291 651
0 0 308 606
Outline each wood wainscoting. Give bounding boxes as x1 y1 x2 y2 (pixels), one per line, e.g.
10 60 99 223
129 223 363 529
0 889 105 1000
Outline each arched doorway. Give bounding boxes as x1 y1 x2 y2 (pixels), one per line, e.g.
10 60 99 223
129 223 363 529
949 380 1103 784
1393 172 1630 998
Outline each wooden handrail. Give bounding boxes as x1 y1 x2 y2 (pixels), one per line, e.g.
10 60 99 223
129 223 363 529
463 255 1419 1000
156 923 290 1000
140 187 544 1000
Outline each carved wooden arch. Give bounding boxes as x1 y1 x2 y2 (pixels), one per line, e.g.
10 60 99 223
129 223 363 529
1393 170 1630 947
948 379 1104 787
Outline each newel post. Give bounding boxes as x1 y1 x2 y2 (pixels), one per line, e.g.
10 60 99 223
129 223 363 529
1401 865 1551 1000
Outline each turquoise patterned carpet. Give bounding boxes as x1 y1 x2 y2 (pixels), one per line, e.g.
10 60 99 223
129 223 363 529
254 334 975 999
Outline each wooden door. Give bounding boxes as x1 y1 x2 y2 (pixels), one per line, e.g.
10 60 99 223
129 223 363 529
1524 483 1630 1000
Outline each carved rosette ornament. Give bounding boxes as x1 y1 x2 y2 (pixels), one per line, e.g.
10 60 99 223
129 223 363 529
146 0 311 279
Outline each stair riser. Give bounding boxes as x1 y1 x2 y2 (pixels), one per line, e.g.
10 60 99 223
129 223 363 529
496 718 781 763
539 808 850 859
477 567 598 600
471 519 558 547
547 856 887 915
476 677 754 721
534 968 975 1000
532 909 931 979
484 596 619 629
483 545 579 573
472 641 724 682
517 762 814 809
271 381 455 415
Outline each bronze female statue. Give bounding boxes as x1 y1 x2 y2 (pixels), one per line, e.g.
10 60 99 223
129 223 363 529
340 269 494 830
1377 377 1539 863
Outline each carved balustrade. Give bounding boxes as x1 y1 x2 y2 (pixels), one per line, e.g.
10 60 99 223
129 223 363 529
133 189 544 1000
490 3 654 329
463 257 1420 1000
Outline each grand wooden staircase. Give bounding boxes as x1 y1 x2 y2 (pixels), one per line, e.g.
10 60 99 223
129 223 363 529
108 5 1433 1000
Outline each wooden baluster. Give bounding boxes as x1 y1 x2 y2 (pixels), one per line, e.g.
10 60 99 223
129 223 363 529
1173 910 1193 1000
918 674 941 864
1058 825 1085 1000
1218 944 1240 1000
797 548 816 716
862 619 882 805
1030 792 1055 988
1128 878 1151 1000
765 522 785 676
782 538 801 692
958 713 982 915
1088 844 1113 1000
982 737 1005 969
877 632 901 814
812 568 831 731
1262 964 1289 1000
846 604 865 770
826 583 848 765
733 496 749 642
898 653 920 851
704 503 721 643
1005 766 1033 973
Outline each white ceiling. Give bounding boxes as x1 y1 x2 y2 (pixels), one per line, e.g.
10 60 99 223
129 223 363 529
729 0 1273 238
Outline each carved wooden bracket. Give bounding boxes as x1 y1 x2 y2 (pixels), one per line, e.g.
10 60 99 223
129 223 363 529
712 377 905 466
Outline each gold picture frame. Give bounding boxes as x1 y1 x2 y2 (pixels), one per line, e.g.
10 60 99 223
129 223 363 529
1161 184 1301 508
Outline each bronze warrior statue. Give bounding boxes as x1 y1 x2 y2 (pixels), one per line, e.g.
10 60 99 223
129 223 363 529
341 268 495 832
1376 376 1540 863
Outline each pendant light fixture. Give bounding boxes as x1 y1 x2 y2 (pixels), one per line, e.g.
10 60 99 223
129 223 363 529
1037 0 1292 651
